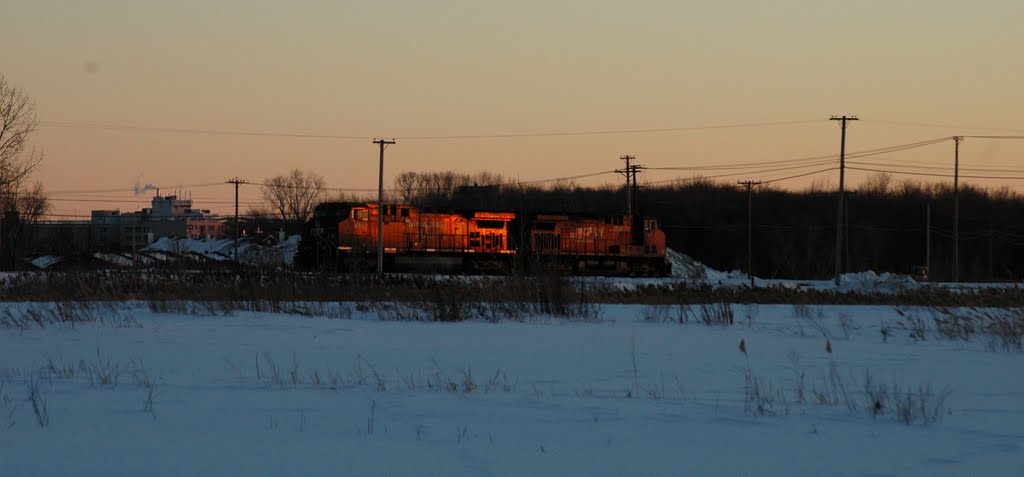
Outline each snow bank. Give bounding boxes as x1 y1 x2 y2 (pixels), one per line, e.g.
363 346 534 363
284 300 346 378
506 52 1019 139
838 270 920 292
666 248 923 292
145 235 301 266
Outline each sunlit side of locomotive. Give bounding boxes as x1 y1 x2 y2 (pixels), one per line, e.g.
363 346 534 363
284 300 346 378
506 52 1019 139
336 203 515 272
529 213 669 276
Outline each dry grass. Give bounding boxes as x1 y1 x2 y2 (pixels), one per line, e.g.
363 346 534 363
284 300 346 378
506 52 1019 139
2 269 1023 308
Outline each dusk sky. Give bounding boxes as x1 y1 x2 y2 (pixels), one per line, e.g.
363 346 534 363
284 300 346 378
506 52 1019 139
3 0 1023 217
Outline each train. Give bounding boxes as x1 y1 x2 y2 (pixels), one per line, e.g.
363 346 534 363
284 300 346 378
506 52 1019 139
296 202 670 276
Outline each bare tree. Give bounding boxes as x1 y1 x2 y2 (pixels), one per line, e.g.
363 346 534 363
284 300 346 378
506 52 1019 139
392 170 507 207
393 171 421 204
1 75 49 268
13 182 48 221
260 169 326 223
0 74 47 216
858 172 893 197
470 171 504 187
323 191 375 203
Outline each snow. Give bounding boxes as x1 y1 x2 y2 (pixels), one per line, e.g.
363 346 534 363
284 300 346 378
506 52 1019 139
2 302 1022 476
28 255 61 269
663 248 1022 294
92 252 137 267
143 235 300 266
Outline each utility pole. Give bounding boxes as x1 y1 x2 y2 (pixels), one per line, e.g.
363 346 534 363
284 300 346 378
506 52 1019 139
738 180 762 288
629 164 643 215
925 201 931 279
617 155 635 214
988 224 994 281
953 136 962 282
372 139 395 276
830 115 858 286
226 177 247 263
617 156 645 246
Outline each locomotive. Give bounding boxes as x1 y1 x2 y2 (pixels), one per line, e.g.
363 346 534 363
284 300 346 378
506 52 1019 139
297 202 670 276
295 202 350 271
337 203 515 273
529 212 669 276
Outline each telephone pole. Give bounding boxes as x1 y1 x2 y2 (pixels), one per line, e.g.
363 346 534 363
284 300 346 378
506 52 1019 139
226 177 248 263
953 136 962 282
617 155 635 214
830 115 858 286
925 201 931 279
629 164 643 215
738 180 762 288
373 139 396 275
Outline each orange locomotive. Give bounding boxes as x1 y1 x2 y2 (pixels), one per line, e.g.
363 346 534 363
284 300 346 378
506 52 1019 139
529 213 669 276
333 203 670 276
337 203 515 273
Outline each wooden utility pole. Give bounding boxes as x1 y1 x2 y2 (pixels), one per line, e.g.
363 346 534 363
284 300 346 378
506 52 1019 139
739 180 762 288
629 164 643 215
372 139 396 275
617 155 635 214
830 115 858 286
925 201 931 278
953 136 962 282
226 177 247 263
988 224 994 281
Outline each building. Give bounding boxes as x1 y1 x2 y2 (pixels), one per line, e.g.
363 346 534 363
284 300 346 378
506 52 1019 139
11 193 230 258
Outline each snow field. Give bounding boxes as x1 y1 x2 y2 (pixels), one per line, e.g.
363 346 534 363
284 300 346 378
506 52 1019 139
1 303 1023 476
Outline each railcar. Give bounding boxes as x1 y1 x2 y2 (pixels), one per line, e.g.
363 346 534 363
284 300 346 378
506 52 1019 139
295 202 351 270
336 203 515 273
528 213 669 276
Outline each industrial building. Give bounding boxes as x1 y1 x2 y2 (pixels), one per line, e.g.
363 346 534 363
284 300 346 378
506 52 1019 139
2 193 230 264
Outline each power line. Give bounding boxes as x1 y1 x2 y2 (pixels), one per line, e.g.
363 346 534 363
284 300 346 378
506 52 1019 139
401 119 824 139
760 167 839 185
44 190 269 204
846 160 1024 174
39 121 371 140
39 119 823 141
46 182 226 194
645 137 953 172
877 155 1024 170
846 166 1024 180
961 135 1024 139
44 197 267 205
843 137 953 160
867 119 1024 133
647 157 836 172
645 162 838 186
246 181 378 193
511 170 617 185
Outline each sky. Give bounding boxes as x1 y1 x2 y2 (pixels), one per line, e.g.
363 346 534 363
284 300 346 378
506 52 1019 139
2 0 1024 218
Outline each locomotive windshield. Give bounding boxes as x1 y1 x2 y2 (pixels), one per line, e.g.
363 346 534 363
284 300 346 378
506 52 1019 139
476 220 506 229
